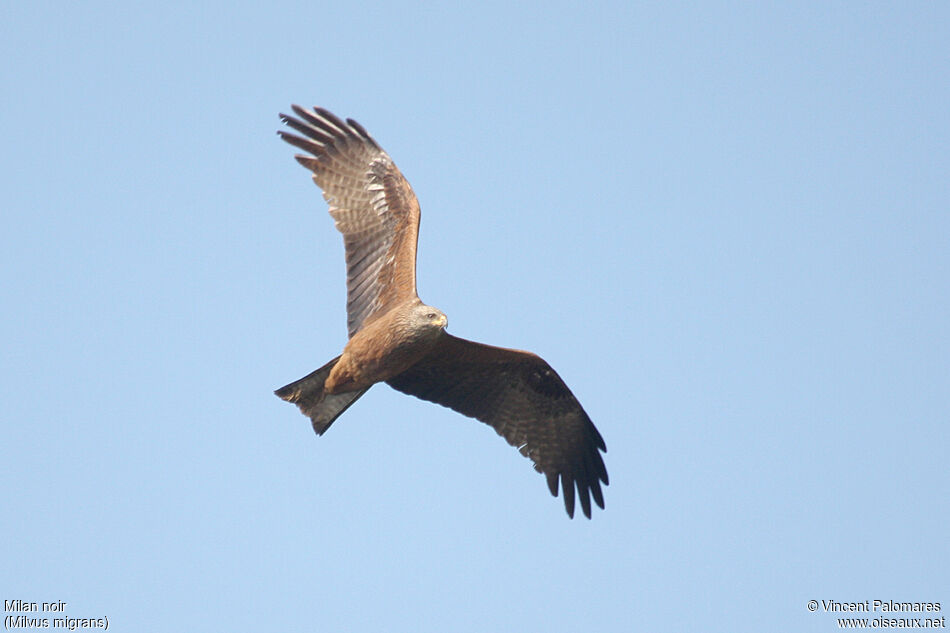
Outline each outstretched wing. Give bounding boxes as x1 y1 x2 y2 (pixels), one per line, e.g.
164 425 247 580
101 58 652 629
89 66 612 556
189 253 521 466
386 334 608 518
278 106 420 337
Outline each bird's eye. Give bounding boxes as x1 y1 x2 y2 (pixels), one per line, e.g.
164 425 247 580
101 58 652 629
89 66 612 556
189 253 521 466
426 312 436 320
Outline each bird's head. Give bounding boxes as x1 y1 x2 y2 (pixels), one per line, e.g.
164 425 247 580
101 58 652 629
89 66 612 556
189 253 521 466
410 303 448 333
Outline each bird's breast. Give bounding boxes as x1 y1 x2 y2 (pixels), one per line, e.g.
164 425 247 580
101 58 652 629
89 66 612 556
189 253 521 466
326 318 439 393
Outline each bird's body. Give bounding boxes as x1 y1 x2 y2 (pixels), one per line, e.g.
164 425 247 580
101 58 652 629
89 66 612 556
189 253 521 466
275 105 608 518
326 301 447 393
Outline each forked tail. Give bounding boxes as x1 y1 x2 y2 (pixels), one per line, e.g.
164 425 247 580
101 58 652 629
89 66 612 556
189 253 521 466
275 356 370 435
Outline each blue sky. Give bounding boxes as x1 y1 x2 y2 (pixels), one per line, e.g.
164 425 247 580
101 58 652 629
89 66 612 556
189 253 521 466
2 2 947 631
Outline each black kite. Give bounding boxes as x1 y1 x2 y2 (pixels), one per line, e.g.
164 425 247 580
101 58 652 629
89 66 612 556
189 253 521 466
275 106 608 518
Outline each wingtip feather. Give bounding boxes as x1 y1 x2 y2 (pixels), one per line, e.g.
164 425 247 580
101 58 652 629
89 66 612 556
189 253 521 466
561 474 576 518
313 106 349 130
578 485 592 519
591 481 605 510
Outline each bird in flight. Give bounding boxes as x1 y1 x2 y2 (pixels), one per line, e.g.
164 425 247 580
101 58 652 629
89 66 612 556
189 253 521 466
274 106 608 518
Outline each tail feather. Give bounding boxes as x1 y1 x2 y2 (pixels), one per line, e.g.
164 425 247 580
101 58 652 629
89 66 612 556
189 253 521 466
275 356 370 435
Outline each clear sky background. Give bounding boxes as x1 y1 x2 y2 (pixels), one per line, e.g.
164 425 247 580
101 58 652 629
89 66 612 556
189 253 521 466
2 2 947 631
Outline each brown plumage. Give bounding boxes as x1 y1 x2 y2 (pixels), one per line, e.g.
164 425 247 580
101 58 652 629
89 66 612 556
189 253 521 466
275 106 608 518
